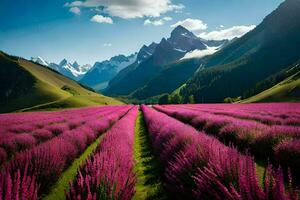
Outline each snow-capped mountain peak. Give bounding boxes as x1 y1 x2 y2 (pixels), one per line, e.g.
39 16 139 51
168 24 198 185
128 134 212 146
57 59 92 79
59 59 68 66
31 56 49 66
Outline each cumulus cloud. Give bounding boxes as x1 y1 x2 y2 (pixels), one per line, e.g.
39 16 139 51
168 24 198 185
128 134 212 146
181 46 220 60
171 18 207 32
65 0 184 19
198 25 256 40
144 16 172 26
91 15 113 24
69 7 81 15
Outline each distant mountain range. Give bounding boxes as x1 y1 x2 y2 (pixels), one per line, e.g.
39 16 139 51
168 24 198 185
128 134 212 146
31 57 92 81
31 53 138 91
32 25 228 95
80 54 137 91
104 25 228 96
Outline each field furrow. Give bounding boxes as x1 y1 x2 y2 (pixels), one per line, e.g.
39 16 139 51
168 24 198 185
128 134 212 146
66 107 138 199
44 134 105 200
133 111 169 200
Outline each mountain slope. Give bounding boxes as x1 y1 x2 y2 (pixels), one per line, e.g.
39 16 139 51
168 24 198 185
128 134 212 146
241 62 300 103
131 44 227 100
131 58 200 99
0 51 123 113
105 25 227 96
178 0 300 103
105 43 158 95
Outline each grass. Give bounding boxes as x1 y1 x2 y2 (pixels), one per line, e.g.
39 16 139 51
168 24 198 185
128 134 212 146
43 134 105 200
132 111 169 200
255 159 267 187
21 95 121 112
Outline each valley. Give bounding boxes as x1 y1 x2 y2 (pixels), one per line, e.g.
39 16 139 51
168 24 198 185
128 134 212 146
0 0 300 199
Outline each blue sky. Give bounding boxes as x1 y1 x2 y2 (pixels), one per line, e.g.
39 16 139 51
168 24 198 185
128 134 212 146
0 0 284 64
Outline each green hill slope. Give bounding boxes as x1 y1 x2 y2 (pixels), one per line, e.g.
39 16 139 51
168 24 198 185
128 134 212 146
0 51 123 113
241 69 300 103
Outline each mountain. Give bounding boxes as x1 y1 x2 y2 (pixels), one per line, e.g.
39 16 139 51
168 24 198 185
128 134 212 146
1 51 123 113
130 45 229 100
177 0 300 103
104 25 227 96
137 42 157 63
106 42 159 92
31 57 92 81
80 53 137 91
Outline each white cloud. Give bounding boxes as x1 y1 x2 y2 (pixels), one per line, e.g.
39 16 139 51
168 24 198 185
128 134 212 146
103 43 112 47
171 18 207 32
65 1 83 7
199 25 256 40
144 19 164 26
69 7 81 15
163 16 172 21
181 46 220 60
144 16 172 26
91 15 113 24
66 0 184 19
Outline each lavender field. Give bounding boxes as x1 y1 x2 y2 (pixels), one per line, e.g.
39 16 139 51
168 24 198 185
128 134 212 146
0 103 299 200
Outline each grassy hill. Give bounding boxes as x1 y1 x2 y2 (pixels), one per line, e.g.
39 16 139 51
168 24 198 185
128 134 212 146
241 69 300 103
0 51 123 113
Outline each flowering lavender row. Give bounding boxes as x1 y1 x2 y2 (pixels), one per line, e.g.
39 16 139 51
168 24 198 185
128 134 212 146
154 105 300 182
67 106 138 200
0 106 132 199
0 106 103 126
180 103 300 126
0 106 121 165
141 105 298 200
0 106 118 134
